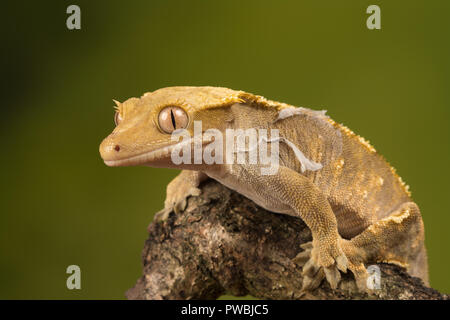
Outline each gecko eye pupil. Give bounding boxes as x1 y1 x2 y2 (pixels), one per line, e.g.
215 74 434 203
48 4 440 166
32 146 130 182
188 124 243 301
170 109 176 129
158 107 188 134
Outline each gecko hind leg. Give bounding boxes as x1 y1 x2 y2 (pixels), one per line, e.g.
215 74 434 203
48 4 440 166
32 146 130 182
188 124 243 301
350 201 428 286
294 201 428 291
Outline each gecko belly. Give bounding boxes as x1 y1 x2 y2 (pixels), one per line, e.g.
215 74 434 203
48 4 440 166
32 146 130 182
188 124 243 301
205 167 294 216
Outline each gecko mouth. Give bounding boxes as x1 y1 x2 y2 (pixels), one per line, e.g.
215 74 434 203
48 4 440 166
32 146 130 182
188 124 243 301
103 144 177 167
103 136 206 167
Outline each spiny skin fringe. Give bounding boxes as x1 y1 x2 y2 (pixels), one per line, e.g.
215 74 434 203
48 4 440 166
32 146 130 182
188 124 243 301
326 117 412 198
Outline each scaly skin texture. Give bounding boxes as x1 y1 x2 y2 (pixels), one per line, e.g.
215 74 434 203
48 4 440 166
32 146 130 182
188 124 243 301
99 86 428 292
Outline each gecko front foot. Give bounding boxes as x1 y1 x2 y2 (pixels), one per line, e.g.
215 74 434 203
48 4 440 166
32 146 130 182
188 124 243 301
294 237 369 291
154 186 201 222
154 176 202 222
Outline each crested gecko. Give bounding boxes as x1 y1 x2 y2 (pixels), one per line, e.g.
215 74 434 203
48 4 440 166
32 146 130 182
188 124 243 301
99 86 428 291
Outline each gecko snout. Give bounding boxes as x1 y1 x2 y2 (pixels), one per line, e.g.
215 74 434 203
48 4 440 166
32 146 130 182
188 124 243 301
99 136 123 164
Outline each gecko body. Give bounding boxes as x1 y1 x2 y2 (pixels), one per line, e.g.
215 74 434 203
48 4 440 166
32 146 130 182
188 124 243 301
100 86 428 291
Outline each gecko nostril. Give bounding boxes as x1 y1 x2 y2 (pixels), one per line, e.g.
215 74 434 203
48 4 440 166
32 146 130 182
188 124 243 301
114 145 121 152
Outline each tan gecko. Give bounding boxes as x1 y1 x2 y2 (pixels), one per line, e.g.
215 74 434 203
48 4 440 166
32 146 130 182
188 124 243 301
99 86 428 291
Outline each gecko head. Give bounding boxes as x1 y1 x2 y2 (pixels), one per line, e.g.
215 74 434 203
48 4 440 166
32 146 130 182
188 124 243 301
99 86 241 168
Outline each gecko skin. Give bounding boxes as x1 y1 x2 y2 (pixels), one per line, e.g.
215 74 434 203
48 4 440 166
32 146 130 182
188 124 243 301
99 86 428 291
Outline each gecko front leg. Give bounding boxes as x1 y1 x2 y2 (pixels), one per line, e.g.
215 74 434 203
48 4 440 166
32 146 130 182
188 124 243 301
154 170 208 222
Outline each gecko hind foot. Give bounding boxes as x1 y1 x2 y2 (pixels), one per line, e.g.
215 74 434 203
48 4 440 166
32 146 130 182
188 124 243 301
294 239 369 292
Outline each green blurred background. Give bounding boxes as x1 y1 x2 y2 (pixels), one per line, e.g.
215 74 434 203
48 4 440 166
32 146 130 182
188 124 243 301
1 0 449 299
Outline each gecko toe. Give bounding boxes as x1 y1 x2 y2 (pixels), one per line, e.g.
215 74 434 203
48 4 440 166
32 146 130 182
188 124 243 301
189 187 202 197
153 208 172 223
302 259 321 278
349 263 369 291
293 251 310 265
301 268 325 291
336 254 348 273
324 266 341 289
293 242 313 266
300 242 313 250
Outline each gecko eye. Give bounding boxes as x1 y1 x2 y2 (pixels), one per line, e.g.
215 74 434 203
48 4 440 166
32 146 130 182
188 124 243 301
158 106 188 134
114 111 123 126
